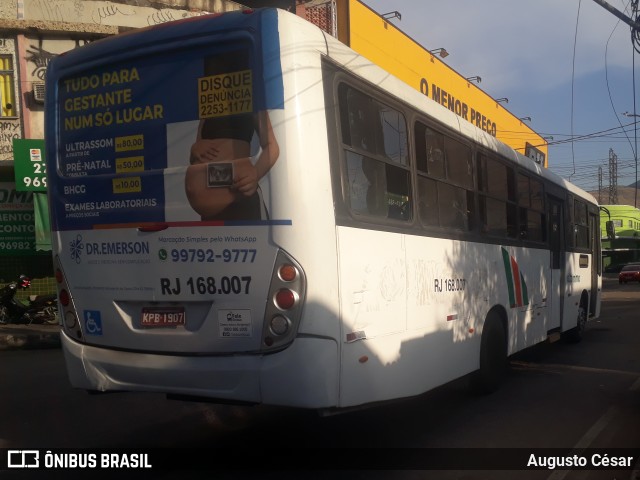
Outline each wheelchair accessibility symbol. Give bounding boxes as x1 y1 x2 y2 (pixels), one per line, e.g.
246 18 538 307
83 310 103 335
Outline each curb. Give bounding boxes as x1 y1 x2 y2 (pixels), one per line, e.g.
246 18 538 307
0 324 61 351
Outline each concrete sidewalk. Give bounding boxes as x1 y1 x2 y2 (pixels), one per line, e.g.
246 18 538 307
0 322 61 351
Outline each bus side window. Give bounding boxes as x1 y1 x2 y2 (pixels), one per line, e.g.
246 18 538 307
385 164 411 220
340 86 381 156
417 176 438 226
339 83 411 221
517 174 545 242
438 182 469 230
478 154 517 238
445 137 473 189
574 199 589 249
379 108 408 166
415 121 473 231
362 155 387 217
345 152 411 220
415 122 445 178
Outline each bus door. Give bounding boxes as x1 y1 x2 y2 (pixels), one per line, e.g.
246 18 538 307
548 195 565 328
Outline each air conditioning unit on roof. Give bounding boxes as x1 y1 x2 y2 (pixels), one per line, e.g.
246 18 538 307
33 82 45 104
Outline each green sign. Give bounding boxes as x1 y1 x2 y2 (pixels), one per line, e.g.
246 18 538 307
13 139 47 191
0 182 35 255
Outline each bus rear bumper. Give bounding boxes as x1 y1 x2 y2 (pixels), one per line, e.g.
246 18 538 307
61 331 339 408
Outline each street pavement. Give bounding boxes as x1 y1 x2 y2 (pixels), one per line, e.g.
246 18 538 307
0 322 61 350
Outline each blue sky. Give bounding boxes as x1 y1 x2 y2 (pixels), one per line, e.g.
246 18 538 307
363 0 640 195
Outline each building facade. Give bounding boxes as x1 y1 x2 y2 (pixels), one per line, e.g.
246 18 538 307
600 204 640 270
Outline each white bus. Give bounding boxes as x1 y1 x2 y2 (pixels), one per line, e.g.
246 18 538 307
45 7 601 411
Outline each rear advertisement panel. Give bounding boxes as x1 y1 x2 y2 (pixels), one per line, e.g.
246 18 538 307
47 10 288 352
54 48 283 230
51 12 285 232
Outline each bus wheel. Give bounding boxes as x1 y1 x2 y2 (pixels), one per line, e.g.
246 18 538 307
470 313 507 394
565 297 587 344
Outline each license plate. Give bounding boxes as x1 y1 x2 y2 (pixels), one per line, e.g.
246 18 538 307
141 307 186 328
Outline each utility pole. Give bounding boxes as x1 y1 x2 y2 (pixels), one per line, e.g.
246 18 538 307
609 148 619 205
592 2 639 205
598 166 603 203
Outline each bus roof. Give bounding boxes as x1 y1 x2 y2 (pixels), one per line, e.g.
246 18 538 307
48 9 273 75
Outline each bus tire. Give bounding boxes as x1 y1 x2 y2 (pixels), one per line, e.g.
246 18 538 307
565 294 588 344
470 312 507 394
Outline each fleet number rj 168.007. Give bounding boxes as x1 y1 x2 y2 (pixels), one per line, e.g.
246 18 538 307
160 276 252 295
434 278 467 293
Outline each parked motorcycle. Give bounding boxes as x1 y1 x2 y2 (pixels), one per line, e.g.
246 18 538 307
0 275 59 325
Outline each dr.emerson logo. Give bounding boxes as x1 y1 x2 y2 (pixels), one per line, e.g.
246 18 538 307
69 234 84 264
68 234 150 263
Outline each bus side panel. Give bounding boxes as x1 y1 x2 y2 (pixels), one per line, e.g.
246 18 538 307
501 245 554 351
336 227 407 340
338 231 553 408
260 338 339 408
337 230 481 407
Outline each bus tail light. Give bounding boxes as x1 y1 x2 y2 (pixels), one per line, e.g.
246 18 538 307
278 265 297 282
274 289 296 310
59 289 70 307
262 250 306 351
269 315 290 336
54 256 83 341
